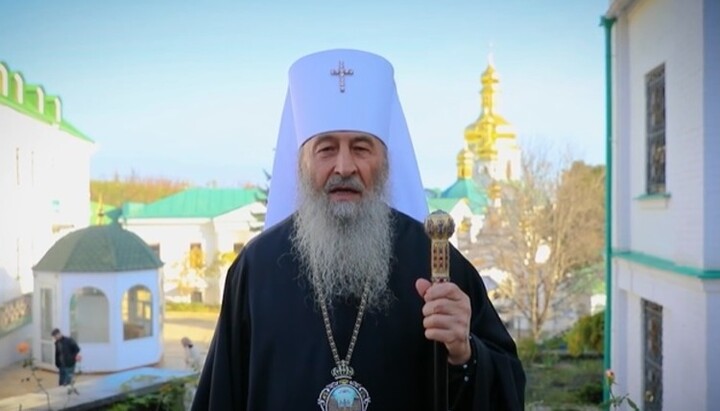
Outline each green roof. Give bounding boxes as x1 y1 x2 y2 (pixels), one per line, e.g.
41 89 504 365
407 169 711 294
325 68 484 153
34 224 163 273
427 198 462 213
0 62 93 143
126 187 266 219
440 178 489 214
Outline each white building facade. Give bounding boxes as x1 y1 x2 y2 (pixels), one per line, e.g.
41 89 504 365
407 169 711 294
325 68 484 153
119 188 266 305
606 0 720 409
0 62 94 301
0 61 94 369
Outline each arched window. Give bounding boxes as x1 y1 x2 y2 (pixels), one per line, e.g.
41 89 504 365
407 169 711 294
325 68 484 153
122 285 153 340
0 64 8 97
70 287 109 343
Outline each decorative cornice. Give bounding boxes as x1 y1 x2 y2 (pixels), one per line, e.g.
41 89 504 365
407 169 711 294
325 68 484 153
0 60 92 142
612 250 720 279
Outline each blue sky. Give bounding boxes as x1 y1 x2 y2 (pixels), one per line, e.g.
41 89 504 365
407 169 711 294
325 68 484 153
0 0 609 189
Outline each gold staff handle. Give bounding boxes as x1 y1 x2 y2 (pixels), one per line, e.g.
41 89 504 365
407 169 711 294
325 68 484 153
424 210 455 283
424 210 455 411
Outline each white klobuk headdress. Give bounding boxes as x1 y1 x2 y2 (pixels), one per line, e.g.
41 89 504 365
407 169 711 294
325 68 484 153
264 49 428 229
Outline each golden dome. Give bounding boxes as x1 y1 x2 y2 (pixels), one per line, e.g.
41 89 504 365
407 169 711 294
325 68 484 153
456 147 474 179
463 58 515 160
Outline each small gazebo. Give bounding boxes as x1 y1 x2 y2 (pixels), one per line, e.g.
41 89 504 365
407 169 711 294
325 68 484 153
32 221 164 373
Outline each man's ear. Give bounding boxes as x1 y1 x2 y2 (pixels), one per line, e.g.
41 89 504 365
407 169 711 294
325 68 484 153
298 142 312 171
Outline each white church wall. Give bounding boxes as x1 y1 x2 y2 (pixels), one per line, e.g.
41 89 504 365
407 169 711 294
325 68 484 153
625 0 705 266
493 139 521 181
0 104 93 303
213 202 265 252
705 285 720 406
613 259 713 410
612 12 632 252
610 1 720 408
447 201 474 248
702 2 720 269
609 275 630 400
125 214 259 306
124 221 215 285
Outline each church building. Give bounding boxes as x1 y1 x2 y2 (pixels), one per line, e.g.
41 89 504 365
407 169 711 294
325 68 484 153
117 187 266 305
605 0 720 409
427 58 521 250
0 61 94 368
463 60 522 187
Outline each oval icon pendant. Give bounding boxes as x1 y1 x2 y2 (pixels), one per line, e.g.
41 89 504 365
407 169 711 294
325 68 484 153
317 378 371 411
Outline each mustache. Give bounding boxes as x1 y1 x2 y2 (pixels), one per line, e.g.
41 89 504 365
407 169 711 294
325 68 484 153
324 175 365 193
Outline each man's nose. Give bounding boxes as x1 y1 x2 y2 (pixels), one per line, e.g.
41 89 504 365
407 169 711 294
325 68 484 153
334 147 357 176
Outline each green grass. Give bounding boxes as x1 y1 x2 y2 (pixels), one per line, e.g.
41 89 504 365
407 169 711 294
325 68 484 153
525 356 603 407
165 302 220 313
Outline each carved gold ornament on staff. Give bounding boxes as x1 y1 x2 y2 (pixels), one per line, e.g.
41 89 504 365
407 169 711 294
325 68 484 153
424 210 455 283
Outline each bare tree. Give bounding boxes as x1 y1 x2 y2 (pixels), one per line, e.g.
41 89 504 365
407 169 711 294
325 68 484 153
476 150 604 341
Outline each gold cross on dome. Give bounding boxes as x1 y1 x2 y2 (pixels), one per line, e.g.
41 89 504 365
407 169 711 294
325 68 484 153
330 61 354 93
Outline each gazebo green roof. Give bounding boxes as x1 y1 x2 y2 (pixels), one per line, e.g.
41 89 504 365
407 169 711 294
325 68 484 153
125 187 266 219
34 224 163 273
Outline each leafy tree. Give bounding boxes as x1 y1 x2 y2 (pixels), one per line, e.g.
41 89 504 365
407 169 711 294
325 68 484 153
566 310 604 356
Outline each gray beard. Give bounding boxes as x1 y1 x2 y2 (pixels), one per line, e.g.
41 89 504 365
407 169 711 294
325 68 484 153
292 173 393 313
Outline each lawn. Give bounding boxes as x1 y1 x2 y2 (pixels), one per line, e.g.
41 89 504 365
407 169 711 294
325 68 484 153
525 355 604 409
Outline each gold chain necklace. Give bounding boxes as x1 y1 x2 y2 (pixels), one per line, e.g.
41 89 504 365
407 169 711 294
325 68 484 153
315 282 372 411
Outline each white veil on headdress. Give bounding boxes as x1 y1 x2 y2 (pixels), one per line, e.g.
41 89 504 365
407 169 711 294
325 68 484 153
264 49 428 229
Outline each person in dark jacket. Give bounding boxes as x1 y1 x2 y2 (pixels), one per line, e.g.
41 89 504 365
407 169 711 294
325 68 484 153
52 328 80 386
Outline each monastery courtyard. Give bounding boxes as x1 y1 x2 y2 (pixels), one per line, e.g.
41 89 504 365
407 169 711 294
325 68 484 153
0 311 219 400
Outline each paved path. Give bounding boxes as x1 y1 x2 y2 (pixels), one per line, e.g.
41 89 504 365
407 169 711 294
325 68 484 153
0 367 196 411
0 311 218 401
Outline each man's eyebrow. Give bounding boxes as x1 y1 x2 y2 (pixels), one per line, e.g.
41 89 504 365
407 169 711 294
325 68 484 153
312 134 335 145
351 135 375 144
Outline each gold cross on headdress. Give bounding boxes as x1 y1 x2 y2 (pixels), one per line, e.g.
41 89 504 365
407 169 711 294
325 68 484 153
330 61 353 93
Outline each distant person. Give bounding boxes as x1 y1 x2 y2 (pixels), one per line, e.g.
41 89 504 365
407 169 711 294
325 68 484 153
181 336 203 372
51 328 80 386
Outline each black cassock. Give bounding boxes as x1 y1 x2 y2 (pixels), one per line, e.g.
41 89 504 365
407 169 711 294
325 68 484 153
192 209 525 410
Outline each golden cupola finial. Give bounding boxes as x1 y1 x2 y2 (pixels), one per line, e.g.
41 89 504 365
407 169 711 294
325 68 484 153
456 147 474 179
480 57 499 117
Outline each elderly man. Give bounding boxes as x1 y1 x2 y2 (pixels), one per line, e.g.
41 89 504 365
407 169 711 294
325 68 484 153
192 49 525 410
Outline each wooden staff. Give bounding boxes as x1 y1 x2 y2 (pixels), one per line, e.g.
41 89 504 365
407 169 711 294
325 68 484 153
424 210 455 411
